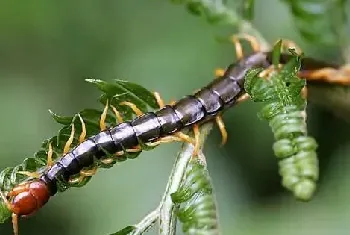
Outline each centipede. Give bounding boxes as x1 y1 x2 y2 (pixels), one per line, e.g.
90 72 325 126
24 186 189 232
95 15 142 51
0 36 349 235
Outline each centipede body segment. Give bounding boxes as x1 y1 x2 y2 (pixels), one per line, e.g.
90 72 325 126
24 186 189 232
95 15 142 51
1 39 350 234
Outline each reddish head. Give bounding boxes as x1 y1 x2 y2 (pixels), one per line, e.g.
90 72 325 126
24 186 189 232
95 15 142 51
7 180 50 216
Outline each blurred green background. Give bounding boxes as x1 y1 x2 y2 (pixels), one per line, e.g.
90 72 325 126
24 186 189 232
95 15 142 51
0 0 350 234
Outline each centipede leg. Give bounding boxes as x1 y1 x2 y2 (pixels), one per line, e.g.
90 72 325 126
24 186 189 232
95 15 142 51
231 33 261 59
68 167 98 184
192 124 200 157
299 65 350 85
78 114 86 143
277 39 302 54
100 100 109 131
16 171 40 179
215 69 225 78
17 141 54 178
215 115 228 146
145 136 185 147
12 214 18 235
63 123 75 154
110 105 124 124
154 91 196 146
120 101 143 116
153 91 165 108
0 191 18 235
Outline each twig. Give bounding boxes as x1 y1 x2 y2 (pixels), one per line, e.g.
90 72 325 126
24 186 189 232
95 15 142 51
159 123 213 235
130 209 160 235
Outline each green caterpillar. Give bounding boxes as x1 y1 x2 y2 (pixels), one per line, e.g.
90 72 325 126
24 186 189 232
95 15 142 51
245 48 319 201
171 159 219 235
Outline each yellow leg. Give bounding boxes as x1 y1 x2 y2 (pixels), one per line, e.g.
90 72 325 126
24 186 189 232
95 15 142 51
120 101 143 116
100 100 109 131
0 190 19 235
47 142 53 167
300 66 350 85
192 124 200 157
236 93 250 104
145 136 185 147
16 171 40 179
125 145 142 153
12 213 18 235
154 91 165 108
230 34 261 59
110 105 124 124
215 115 228 146
78 114 86 143
18 140 54 175
63 124 75 154
277 39 302 55
301 87 308 99
101 157 115 165
68 167 98 184
215 69 225 78
174 132 196 145
0 190 15 214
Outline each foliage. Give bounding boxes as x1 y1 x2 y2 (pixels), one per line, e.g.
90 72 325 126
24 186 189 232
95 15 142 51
282 0 349 45
171 158 219 234
0 79 159 223
245 42 319 200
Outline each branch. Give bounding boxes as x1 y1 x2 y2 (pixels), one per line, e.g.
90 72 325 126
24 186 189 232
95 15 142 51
159 123 213 235
130 209 159 235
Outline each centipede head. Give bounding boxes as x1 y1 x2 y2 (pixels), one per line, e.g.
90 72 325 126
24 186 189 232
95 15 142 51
7 180 50 216
0 180 51 235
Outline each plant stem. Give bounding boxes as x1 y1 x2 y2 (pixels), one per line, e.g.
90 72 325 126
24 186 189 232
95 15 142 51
159 123 213 235
131 209 160 235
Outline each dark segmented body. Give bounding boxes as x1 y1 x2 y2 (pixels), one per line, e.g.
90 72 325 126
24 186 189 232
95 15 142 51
38 51 339 197
39 52 270 196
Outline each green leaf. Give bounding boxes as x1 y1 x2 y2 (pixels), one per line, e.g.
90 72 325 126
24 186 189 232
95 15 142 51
245 47 319 201
282 0 348 45
110 226 136 235
0 78 160 223
0 202 11 224
172 159 219 234
272 40 282 69
241 0 255 20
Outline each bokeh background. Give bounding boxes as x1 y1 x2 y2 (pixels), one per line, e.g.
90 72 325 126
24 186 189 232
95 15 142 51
0 0 350 234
